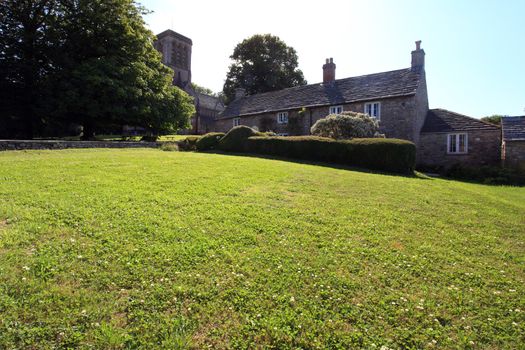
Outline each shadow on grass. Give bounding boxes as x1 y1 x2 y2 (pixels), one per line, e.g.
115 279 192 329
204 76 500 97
429 174 525 187
204 150 432 181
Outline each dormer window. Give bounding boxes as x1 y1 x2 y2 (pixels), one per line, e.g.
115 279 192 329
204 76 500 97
364 102 381 120
277 111 288 124
329 105 343 114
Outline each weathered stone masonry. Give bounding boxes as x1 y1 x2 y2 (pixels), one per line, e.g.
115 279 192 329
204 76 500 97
0 140 160 152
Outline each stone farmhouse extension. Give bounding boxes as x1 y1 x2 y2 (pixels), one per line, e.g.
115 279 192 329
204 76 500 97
154 31 523 171
501 116 525 171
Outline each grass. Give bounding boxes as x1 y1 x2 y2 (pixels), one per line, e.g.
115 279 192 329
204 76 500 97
0 149 523 349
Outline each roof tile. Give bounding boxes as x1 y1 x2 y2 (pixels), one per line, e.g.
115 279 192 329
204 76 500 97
502 116 525 141
421 109 500 133
220 68 423 118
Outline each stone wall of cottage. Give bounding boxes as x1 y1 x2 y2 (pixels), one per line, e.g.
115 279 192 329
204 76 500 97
503 140 525 171
417 129 501 169
413 73 429 146
214 95 422 141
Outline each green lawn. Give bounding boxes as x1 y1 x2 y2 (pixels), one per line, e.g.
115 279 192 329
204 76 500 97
0 149 523 349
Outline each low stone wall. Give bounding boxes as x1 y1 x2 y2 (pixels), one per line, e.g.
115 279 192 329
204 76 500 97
0 140 161 151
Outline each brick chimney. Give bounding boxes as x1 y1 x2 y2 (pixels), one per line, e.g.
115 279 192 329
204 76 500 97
323 58 336 83
234 87 246 100
411 40 425 71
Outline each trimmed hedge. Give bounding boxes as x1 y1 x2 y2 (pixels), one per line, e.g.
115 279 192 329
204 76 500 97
445 164 525 186
177 136 201 151
243 136 416 174
217 126 260 152
196 132 225 151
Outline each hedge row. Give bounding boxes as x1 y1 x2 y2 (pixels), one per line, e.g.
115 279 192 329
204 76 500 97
243 136 416 174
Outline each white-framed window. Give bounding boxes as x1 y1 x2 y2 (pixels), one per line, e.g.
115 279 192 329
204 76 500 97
364 102 381 120
447 133 468 154
277 111 288 124
329 105 343 114
233 117 241 127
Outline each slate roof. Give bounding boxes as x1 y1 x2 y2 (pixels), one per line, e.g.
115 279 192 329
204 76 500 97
421 109 500 133
220 68 423 119
501 116 525 141
156 29 192 45
196 92 225 112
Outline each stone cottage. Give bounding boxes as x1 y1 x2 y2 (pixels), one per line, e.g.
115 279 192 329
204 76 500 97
501 116 525 170
417 109 501 169
154 30 224 134
215 41 503 169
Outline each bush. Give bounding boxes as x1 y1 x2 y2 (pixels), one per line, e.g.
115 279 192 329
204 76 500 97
177 136 201 151
244 136 416 174
445 164 525 186
217 126 260 152
196 132 225 151
160 142 179 152
141 135 159 142
311 111 379 139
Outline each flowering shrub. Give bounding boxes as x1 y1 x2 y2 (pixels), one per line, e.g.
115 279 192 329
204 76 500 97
310 111 379 139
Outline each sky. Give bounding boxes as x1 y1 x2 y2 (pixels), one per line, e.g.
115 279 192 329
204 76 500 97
141 0 525 118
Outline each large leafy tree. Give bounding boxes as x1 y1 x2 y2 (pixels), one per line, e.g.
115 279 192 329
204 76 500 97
0 0 58 138
222 34 307 104
0 0 194 139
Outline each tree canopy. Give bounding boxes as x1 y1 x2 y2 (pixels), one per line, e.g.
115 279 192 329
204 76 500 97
0 0 194 139
481 115 503 125
222 34 307 104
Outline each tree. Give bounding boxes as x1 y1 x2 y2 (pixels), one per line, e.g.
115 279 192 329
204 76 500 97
481 115 503 125
311 111 379 139
48 0 194 139
0 0 194 139
222 34 307 104
191 82 214 96
0 0 58 138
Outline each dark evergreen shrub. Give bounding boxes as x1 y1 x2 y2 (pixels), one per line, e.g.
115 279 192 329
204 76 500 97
196 132 225 151
177 136 201 151
445 164 525 186
141 135 158 142
217 126 259 152
243 136 416 174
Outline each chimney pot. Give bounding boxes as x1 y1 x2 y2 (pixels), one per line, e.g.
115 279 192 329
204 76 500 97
322 58 336 83
411 40 425 71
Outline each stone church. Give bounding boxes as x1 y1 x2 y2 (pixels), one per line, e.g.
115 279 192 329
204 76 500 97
153 30 224 134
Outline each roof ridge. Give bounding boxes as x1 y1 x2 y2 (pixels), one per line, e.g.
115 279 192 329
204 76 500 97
235 67 415 102
502 115 525 119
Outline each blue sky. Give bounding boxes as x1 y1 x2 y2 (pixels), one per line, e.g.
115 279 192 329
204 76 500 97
141 0 525 118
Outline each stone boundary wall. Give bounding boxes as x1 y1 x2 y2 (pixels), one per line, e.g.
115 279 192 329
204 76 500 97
0 140 161 152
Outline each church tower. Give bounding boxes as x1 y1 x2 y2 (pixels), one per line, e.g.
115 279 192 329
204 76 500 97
154 30 192 88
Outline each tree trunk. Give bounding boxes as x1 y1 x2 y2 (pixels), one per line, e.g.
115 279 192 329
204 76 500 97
81 121 95 140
